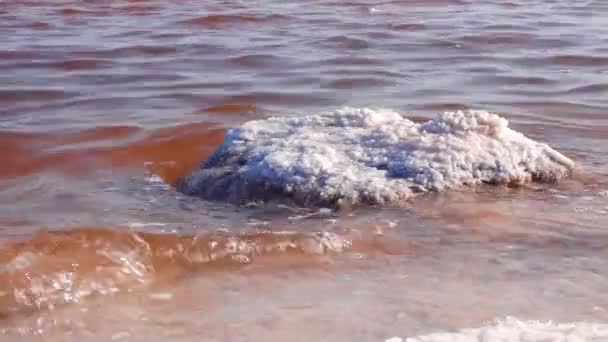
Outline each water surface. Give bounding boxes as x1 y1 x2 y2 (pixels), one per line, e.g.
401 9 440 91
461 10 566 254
1 0 608 340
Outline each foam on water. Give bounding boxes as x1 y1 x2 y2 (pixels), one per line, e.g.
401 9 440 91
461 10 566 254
396 317 608 342
0 228 355 316
181 107 575 208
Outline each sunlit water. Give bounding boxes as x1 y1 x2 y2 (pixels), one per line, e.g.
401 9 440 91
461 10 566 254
1 0 608 340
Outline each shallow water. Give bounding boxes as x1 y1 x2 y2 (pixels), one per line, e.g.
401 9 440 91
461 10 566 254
1 0 608 340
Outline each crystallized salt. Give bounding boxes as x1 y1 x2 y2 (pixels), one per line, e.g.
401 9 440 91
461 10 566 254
404 317 608 342
180 107 574 208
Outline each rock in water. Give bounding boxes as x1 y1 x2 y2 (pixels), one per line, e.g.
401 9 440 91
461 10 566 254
179 107 574 208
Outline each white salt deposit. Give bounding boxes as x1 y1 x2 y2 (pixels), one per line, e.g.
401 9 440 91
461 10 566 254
181 107 574 207
402 317 608 342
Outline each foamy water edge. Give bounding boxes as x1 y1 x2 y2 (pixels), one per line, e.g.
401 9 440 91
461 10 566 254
389 317 608 342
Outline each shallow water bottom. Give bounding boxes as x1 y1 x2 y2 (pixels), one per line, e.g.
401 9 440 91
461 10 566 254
2 239 608 341
1 177 608 341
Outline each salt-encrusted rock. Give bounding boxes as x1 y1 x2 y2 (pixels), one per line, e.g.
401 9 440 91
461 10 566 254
180 107 574 208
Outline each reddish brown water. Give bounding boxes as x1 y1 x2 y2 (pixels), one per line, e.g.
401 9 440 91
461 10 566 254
2 0 608 340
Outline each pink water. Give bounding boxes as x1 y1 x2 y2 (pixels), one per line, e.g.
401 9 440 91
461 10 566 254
1 0 608 340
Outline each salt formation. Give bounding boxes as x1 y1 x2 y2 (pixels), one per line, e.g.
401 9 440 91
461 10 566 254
403 317 608 342
180 107 574 208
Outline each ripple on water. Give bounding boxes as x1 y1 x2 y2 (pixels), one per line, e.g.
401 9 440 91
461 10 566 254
1 0 608 339
0 224 425 317
177 14 290 28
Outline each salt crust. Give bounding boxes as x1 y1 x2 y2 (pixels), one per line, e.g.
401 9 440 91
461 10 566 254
400 317 608 342
181 108 574 208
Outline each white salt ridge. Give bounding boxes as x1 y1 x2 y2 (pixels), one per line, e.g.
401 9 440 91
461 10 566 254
400 317 608 342
181 107 574 207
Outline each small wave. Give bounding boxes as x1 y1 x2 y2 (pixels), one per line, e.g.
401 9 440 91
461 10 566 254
219 91 335 108
550 55 608 67
178 14 288 28
0 89 79 104
106 45 178 57
58 8 101 17
226 54 284 68
395 0 466 5
392 317 608 341
459 33 532 46
414 103 470 112
0 123 224 183
113 4 159 16
517 55 608 67
4 58 115 71
57 5 156 17
324 56 384 66
473 75 558 86
204 103 257 114
563 83 608 95
0 50 37 60
57 58 113 71
323 35 370 50
14 20 52 30
180 107 574 208
390 23 428 32
0 227 356 316
325 77 394 89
